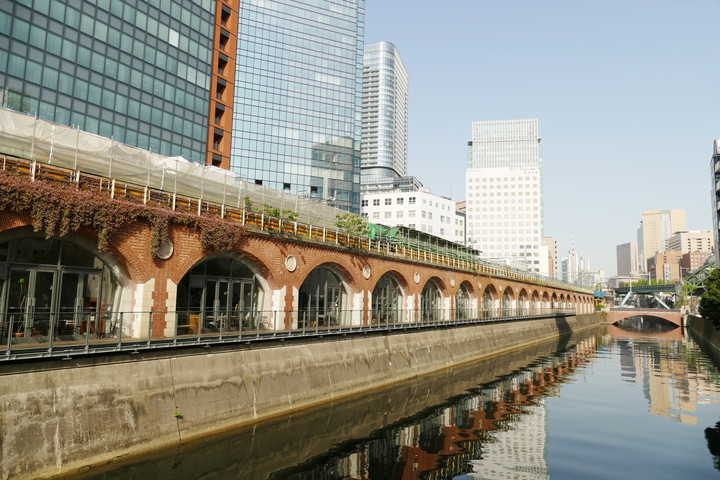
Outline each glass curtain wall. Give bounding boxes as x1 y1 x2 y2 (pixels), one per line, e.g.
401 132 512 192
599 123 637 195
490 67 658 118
231 0 365 212
0 0 214 163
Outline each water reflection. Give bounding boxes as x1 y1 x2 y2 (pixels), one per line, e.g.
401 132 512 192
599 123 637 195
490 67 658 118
75 324 720 480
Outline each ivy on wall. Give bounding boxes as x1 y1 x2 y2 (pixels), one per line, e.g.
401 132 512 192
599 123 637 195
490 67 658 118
0 171 247 258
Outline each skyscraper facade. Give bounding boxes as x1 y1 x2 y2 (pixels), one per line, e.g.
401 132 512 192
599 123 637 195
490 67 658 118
616 242 639 277
0 0 217 164
465 119 544 274
637 209 686 271
230 0 365 213
712 140 720 266
361 41 408 188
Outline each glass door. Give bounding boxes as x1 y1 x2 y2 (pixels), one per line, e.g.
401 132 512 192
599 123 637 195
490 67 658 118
6 269 31 339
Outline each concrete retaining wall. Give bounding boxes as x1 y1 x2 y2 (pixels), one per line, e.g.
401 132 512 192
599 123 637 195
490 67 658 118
1 314 601 480
686 315 720 357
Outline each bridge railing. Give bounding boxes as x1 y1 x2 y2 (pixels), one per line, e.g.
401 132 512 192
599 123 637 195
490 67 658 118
0 307 576 362
0 153 592 295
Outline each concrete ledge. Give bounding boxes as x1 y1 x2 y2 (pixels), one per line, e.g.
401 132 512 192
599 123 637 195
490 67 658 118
0 314 602 480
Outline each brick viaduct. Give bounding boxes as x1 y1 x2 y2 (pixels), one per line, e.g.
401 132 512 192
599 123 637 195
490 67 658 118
0 203 594 339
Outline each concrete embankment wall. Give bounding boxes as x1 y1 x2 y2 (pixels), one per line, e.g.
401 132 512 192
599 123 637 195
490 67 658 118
687 315 720 358
1 314 602 480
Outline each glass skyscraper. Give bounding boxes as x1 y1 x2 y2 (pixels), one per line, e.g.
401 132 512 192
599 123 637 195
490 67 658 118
361 41 408 187
0 0 215 163
231 0 365 213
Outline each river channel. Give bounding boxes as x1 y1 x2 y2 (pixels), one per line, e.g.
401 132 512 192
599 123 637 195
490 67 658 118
75 324 720 479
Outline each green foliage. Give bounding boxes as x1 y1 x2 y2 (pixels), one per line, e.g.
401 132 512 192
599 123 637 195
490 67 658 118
0 171 247 257
259 203 298 221
699 268 720 328
334 213 368 237
243 196 253 211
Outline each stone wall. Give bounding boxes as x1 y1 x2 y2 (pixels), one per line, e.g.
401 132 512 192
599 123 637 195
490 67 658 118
686 314 720 358
0 314 602 480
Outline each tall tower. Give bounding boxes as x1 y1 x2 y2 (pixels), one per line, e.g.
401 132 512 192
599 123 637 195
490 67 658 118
712 140 720 266
230 0 365 213
465 119 544 274
361 41 408 189
616 242 639 277
637 209 686 272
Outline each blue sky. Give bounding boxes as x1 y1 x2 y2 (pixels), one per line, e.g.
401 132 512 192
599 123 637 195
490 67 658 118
364 0 719 276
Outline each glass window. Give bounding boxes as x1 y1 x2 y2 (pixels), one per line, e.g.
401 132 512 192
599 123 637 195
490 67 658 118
7 54 25 77
11 18 30 42
42 68 59 90
76 45 91 67
25 59 42 84
65 6 81 28
29 24 46 49
61 40 77 62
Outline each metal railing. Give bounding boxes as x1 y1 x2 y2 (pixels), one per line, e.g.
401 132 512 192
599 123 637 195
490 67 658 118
0 307 575 362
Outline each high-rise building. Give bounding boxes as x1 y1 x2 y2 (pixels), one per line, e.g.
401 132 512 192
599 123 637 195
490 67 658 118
465 119 544 274
637 209 686 271
542 237 558 279
361 41 408 188
616 242 639 277
711 140 720 266
666 230 713 254
230 0 365 213
0 0 219 164
455 201 467 246
1 1 366 213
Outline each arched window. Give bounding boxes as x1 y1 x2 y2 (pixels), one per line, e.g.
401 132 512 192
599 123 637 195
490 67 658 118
176 256 263 334
518 291 527 315
0 237 121 344
482 289 494 318
421 279 441 322
502 289 513 317
456 283 472 320
299 267 344 328
371 273 403 325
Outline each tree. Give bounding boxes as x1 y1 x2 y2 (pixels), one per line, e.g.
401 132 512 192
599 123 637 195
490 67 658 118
699 268 720 328
334 213 368 237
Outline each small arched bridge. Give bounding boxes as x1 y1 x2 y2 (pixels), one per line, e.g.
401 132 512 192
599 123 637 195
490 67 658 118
607 308 684 328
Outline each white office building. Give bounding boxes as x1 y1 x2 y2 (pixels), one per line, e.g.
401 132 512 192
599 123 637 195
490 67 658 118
361 188 456 242
465 119 545 274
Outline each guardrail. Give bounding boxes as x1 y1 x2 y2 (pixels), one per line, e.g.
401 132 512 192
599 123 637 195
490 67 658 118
0 308 575 362
0 154 592 295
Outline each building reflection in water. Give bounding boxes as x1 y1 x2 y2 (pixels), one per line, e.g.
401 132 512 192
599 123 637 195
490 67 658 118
614 333 720 425
273 336 599 480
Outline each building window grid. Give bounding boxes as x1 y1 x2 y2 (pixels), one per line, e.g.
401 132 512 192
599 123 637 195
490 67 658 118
1 1 214 162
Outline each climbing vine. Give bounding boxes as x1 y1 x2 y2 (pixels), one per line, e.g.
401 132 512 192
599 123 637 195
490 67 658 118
0 171 247 257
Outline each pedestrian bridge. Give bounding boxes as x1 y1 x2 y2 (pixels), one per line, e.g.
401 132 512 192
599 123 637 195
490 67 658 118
607 308 684 328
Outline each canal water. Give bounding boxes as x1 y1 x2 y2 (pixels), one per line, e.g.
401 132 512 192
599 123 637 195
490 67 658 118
77 325 720 480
